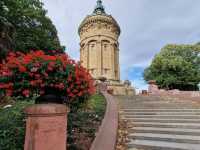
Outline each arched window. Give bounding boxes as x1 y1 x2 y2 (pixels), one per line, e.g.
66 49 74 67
102 40 110 51
88 40 97 50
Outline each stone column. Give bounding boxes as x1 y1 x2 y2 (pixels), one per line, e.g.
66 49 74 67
115 46 120 81
87 43 90 69
24 104 67 150
80 45 83 64
111 43 115 80
97 40 102 77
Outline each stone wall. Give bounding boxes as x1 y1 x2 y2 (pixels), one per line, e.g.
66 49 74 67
97 82 135 96
108 83 135 96
148 81 200 99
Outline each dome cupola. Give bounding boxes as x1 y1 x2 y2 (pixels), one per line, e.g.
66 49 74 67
78 0 120 38
93 0 106 15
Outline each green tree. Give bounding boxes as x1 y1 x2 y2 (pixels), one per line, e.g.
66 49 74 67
0 0 64 60
0 16 15 60
144 44 200 91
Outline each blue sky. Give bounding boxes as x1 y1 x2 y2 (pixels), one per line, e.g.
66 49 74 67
42 0 200 91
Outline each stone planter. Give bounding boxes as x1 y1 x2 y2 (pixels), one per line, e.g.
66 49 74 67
24 104 67 150
35 94 66 104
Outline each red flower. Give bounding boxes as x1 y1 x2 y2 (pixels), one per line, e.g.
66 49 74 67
31 67 38 73
29 73 34 77
0 50 96 101
0 83 13 89
67 88 71 93
47 66 53 71
67 75 72 81
35 74 40 79
30 81 37 87
78 92 83 96
22 89 30 97
44 73 48 78
8 52 16 57
58 83 65 90
73 89 78 93
40 83 45 88
19 66 27 72
6 89 13 96
37 80 43 84
40 90 45 95
0 84 4 89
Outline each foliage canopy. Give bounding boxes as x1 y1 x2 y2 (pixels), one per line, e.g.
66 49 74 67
0 0 64 60
144 44 200 90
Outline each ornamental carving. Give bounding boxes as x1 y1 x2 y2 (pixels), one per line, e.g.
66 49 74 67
79 15 120 36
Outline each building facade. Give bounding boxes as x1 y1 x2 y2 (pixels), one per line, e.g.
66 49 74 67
78 0 135 95
78 0 120 81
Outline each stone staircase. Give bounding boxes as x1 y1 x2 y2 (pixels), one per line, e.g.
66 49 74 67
117 96 200 150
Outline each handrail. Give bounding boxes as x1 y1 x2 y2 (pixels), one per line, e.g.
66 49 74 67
90 91 118 150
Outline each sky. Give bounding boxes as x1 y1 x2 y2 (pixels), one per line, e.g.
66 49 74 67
41 0 200 91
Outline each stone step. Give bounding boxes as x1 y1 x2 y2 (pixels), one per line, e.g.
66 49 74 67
128 133 200 143
132 122 200 129
139 102 192 104
124 118 200 123
121 107 200 109
129 127 200 135
122 112 200 115
121 102 198 104
128 146 186 150
123 115 200 119
118 96 200 150
129 136 200 145
121 102 197 104
128 139 200 150
122 109 200 112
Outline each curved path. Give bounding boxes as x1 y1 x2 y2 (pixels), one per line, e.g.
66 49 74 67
117 95 200 150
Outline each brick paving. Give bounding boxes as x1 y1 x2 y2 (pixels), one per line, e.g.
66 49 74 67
117 96 200 150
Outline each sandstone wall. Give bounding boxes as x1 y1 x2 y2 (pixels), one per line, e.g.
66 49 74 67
148 83 200 99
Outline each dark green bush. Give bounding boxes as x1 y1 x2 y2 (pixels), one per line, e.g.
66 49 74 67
67 94 106 150
0 94 106 150
0 101 33 150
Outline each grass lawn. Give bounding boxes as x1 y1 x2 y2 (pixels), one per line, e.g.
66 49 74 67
0 94 106 150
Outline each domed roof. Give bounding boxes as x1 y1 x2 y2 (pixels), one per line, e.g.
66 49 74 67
93 0 106 15
78 0 120 35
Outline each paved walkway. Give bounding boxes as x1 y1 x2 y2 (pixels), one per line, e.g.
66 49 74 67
117 96 200 150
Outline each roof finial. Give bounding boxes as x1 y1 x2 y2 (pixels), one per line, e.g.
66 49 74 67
93 0 106 14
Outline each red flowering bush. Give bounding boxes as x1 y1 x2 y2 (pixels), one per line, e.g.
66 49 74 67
0 51 95 103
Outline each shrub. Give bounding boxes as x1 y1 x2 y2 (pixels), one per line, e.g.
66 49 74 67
0 100 34 150
0 51 95 103
0 94 106 150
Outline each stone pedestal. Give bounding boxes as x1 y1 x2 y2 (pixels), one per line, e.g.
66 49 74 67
24 104 67 150
107 82 135 96
148 80 159 94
